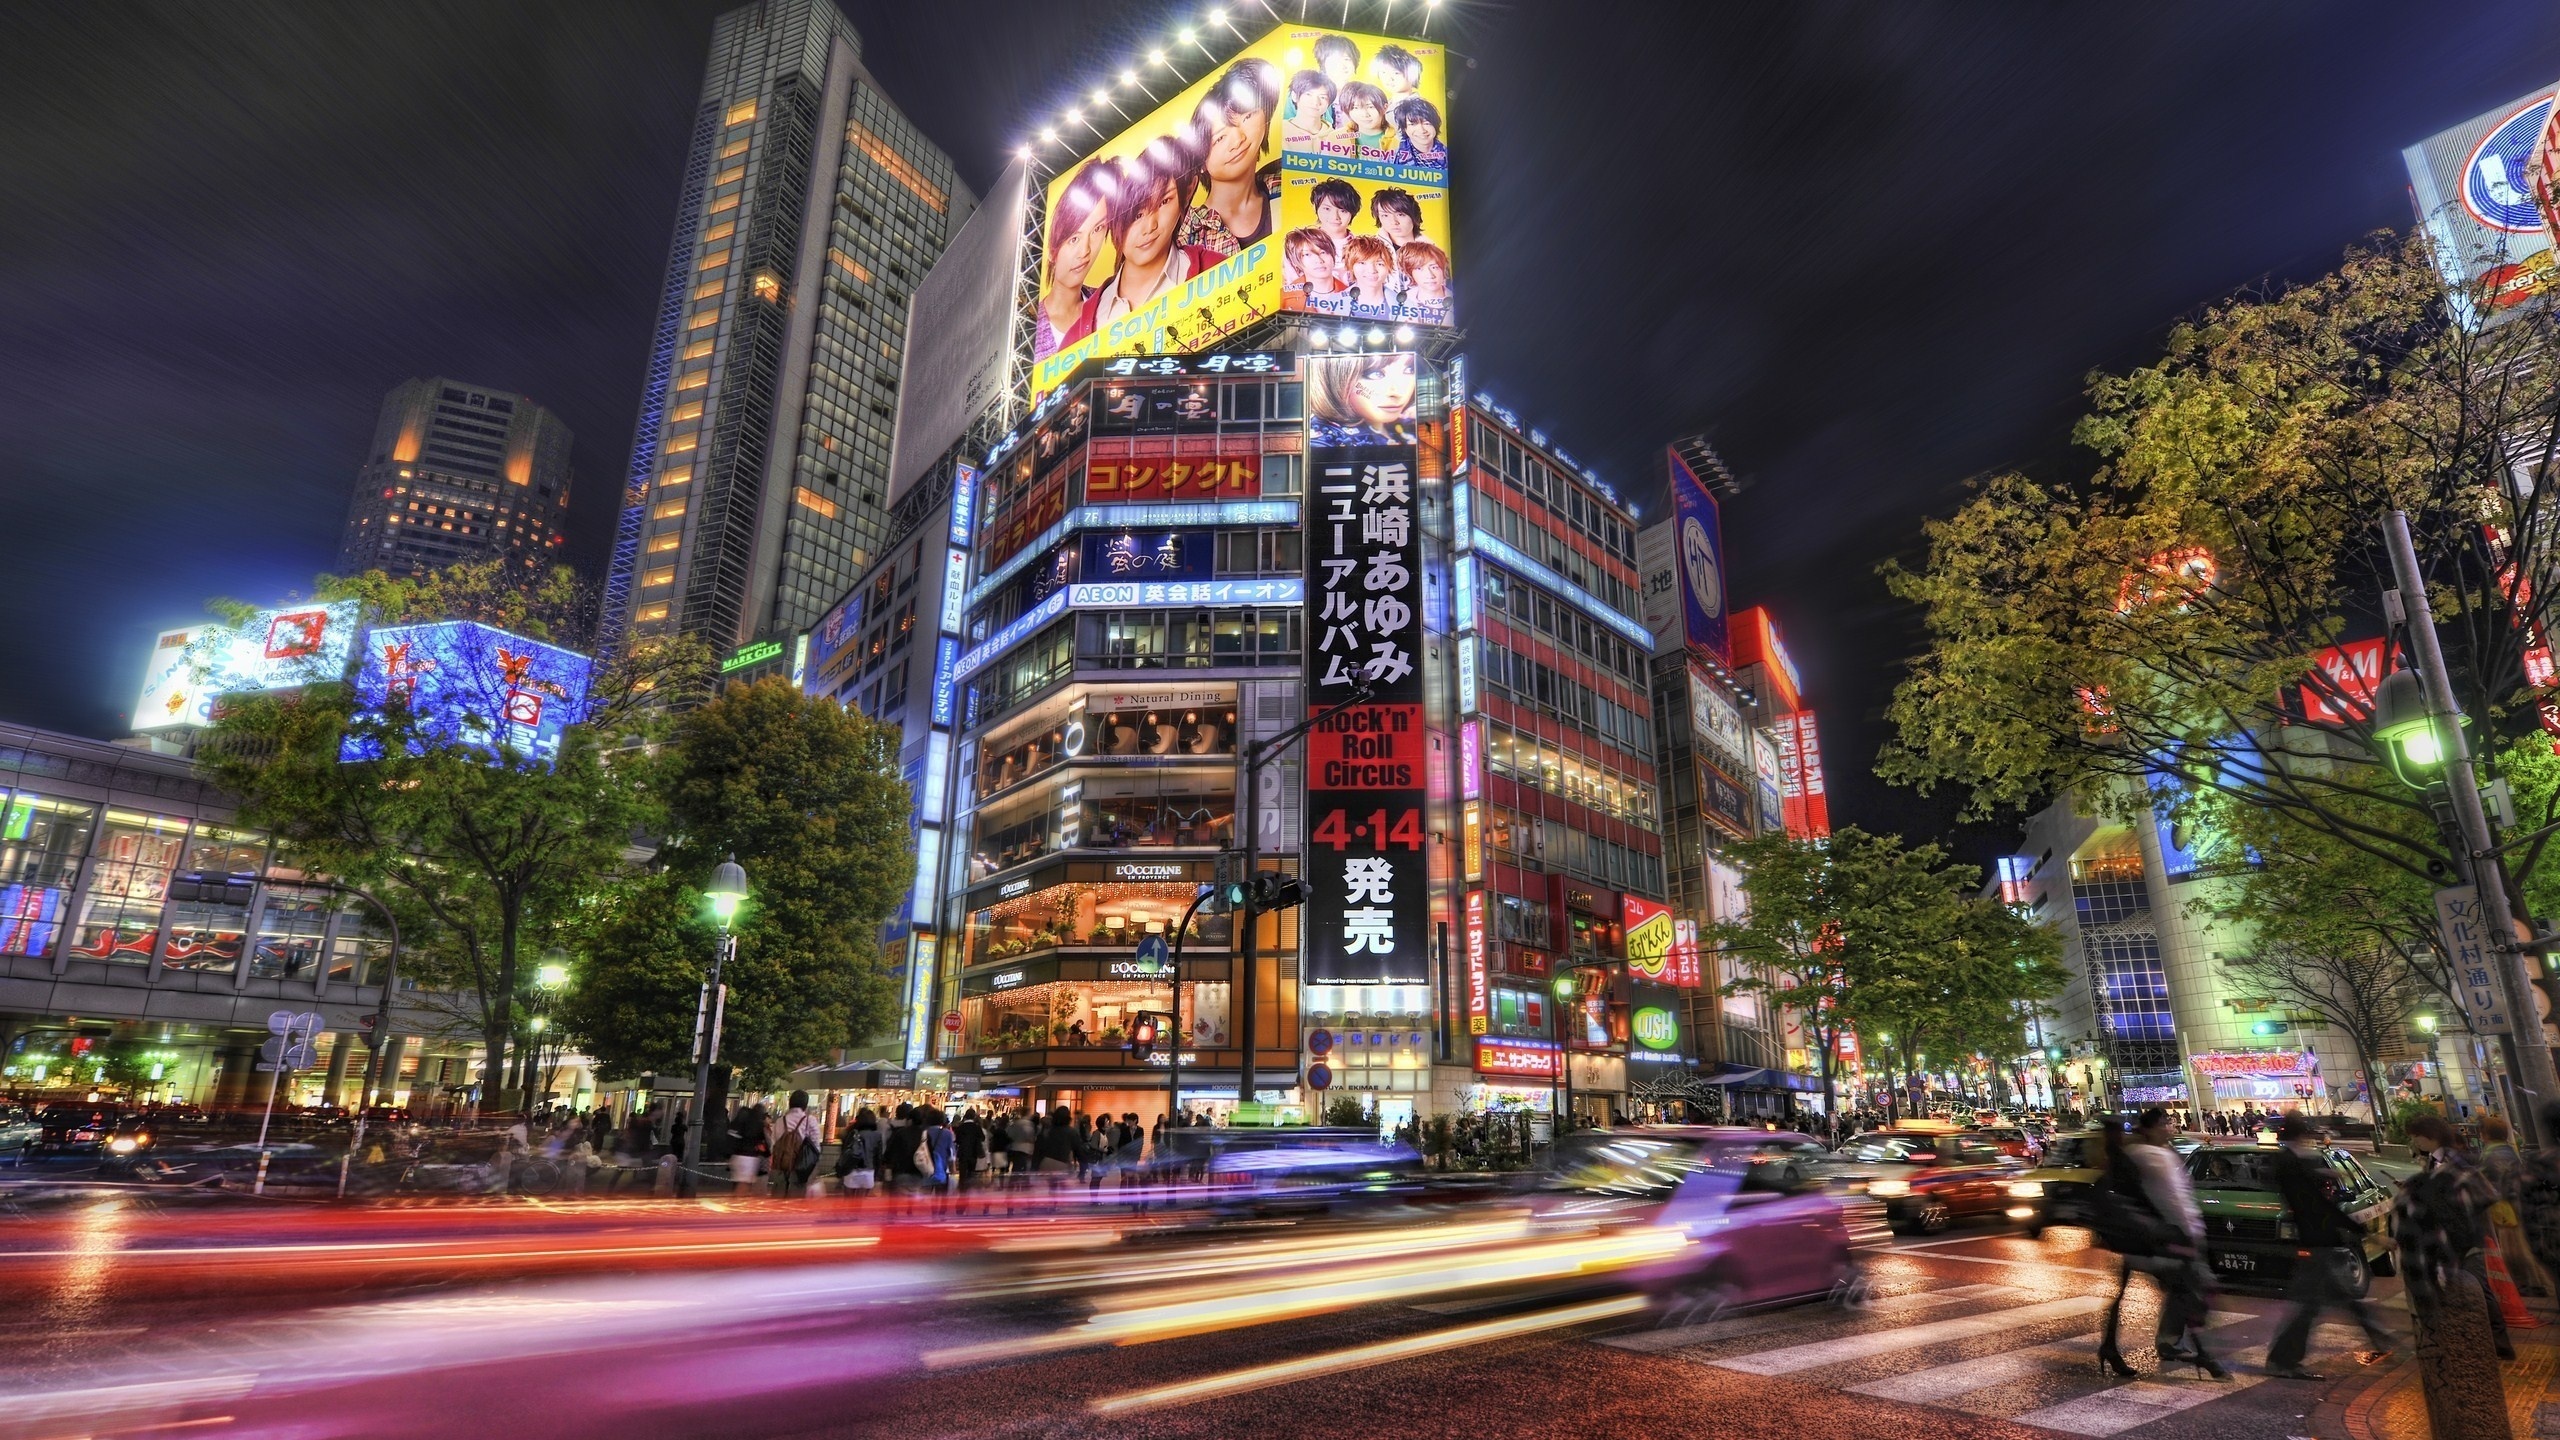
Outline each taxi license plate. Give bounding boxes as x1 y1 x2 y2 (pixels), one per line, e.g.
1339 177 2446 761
2214 1251 2256 1271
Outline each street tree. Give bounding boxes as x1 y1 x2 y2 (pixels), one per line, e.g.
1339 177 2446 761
560 678 915 1088
1712 827 2063 1119
197 560 709 1106
1882 229 2560 910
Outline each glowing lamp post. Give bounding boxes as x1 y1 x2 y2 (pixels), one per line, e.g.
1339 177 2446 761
683 857 749 1187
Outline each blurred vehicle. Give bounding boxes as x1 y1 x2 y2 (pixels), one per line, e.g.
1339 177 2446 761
2186 1142 2396 1296
0 1106 38 1162
1539 1127 1855 1321
1809 1129 2020 1234
1969 1123 2038 1160
2011 1130 2105 1235
32 1105 123 1155
1166 1126 1428 1213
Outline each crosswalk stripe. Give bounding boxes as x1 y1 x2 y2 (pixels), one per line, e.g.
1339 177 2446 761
2010 1374 2267 1436
1600 1283 2020 1354
1715 1295 2110 1375
1844 1311 2251 1402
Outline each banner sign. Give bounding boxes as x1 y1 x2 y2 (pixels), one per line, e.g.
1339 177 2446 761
1303 358 1428 986
2434 884 2515 1035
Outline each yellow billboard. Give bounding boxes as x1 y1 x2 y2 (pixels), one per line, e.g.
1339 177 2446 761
1032 24 1452 397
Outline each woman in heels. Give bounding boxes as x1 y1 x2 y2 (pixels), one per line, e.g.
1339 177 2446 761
2124 1106 2228 1379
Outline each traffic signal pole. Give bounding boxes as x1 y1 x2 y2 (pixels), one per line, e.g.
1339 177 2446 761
2386 509 2558 1143
1234 678 1375 1110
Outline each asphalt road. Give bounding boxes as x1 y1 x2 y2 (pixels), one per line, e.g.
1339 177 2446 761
0 1191 2419 1440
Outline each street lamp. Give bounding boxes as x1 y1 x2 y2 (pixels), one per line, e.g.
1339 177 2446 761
2370 668 2461 789
522 948 571 1115
684 857 749 1189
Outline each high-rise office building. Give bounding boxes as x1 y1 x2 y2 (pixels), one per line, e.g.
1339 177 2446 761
601 0 976 655
337 378 572 579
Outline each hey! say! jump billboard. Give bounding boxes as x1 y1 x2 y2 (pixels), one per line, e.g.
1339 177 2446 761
1032 24 1452 398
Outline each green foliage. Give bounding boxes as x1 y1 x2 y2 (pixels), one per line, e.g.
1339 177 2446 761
1713 827 2065 1117
1321 1096 1372 1127
1882 231 2560 901
561 679 915 1087
196 561 711 1099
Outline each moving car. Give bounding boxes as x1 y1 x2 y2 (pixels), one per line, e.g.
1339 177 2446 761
2012 1130 2105 1235
2186 1142 2396 1295
1811 1129 2021 1233
0 1106 38 1163
1540 1127 1857 1319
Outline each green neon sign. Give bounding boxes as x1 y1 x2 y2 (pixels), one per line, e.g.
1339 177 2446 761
721 639 786 673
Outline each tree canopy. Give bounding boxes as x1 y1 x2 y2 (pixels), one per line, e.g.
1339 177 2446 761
560 678 915 1088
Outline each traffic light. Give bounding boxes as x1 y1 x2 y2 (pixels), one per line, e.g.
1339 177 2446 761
1211 852 1247 912
1251 872 1307 913
1127 1012 1170 1060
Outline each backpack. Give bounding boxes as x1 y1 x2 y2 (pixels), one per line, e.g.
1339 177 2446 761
913 1132 933 1173
772 1125 803 1178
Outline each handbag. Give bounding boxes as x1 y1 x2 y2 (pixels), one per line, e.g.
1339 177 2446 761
2091 1183 2180 1257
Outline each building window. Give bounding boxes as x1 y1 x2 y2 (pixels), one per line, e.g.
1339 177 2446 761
653 499 688 520
642 567 675 588
647 533 680 554
0 794 98 957
687 311 719 332
635 603 671 623
691 279 724 300
719 137 749 160
703 222 735 243
69 809 187 966
698 249 731 272
660 466 692 486
713 166 745 188
676 370 710 391
793 485 840 519
682 339 714 360
845 121 947 212
708 192 740 215
669 401 705 423
828 248 871 283
725 98 758 125
665 434 698 454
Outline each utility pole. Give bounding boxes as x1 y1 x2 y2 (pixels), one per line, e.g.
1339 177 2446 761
2385 509 2559 1142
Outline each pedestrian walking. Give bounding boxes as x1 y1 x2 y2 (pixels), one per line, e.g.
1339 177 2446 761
1036 1107 1078 1187
2263 1114 2393 1379
726 1098 769 1195
773 1090 823 1196
956 1107 987 1196
2399 1112 2515 1361
885 1102 928 1201
2477 1115 2551 1298
2124 1105 2226 1378
833 1107 881 1196
1008 1106 1037 1184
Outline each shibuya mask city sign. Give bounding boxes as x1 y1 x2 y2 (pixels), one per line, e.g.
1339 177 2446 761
1302 352 1429 987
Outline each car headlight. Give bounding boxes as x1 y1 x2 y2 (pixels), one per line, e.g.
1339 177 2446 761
2008 1179 2044 1198
1867 1179 1911 1197
107 1136 138 1154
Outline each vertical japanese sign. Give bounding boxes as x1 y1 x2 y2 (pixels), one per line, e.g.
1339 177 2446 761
1464 890 1489 1035
2433 885 2515 1035
1304 353 1428 986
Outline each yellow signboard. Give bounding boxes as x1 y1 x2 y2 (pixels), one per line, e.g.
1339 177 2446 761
1032 23 1452 397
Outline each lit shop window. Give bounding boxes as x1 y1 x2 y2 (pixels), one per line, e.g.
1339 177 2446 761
69 808 187 966
0 794 98 957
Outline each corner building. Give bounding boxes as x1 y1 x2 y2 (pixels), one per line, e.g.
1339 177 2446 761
928 350 1324 1124
602 0 975 655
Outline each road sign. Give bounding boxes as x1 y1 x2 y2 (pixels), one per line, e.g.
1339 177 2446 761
942 1010 963 1033
258 1010 323 1072
1133 933 1170 973
1307 1062 1332 1091
1306 1028 1334 1057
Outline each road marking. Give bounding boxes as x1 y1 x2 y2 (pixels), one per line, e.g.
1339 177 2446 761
1714 1295 2111 1374
1087 1295 1646 1414
1600 1283 2021 1354
1846 1311 2252 1402
2011 1374 2267 1435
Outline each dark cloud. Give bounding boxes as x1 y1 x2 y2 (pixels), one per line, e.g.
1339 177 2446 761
4 1 2556 863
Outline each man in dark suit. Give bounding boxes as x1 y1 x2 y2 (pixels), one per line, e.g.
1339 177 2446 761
2264 1115 2395 1379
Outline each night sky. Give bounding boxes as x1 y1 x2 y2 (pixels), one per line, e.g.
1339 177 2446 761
7 1 2559 862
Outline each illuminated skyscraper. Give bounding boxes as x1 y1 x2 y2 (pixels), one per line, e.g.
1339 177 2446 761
337 377 572 580
600 0 976 654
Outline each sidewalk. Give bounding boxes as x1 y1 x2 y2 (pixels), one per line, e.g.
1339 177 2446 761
2330 1319 2560 1440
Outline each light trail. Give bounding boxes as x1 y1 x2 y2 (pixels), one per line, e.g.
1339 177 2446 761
1086 1295 1648 1414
